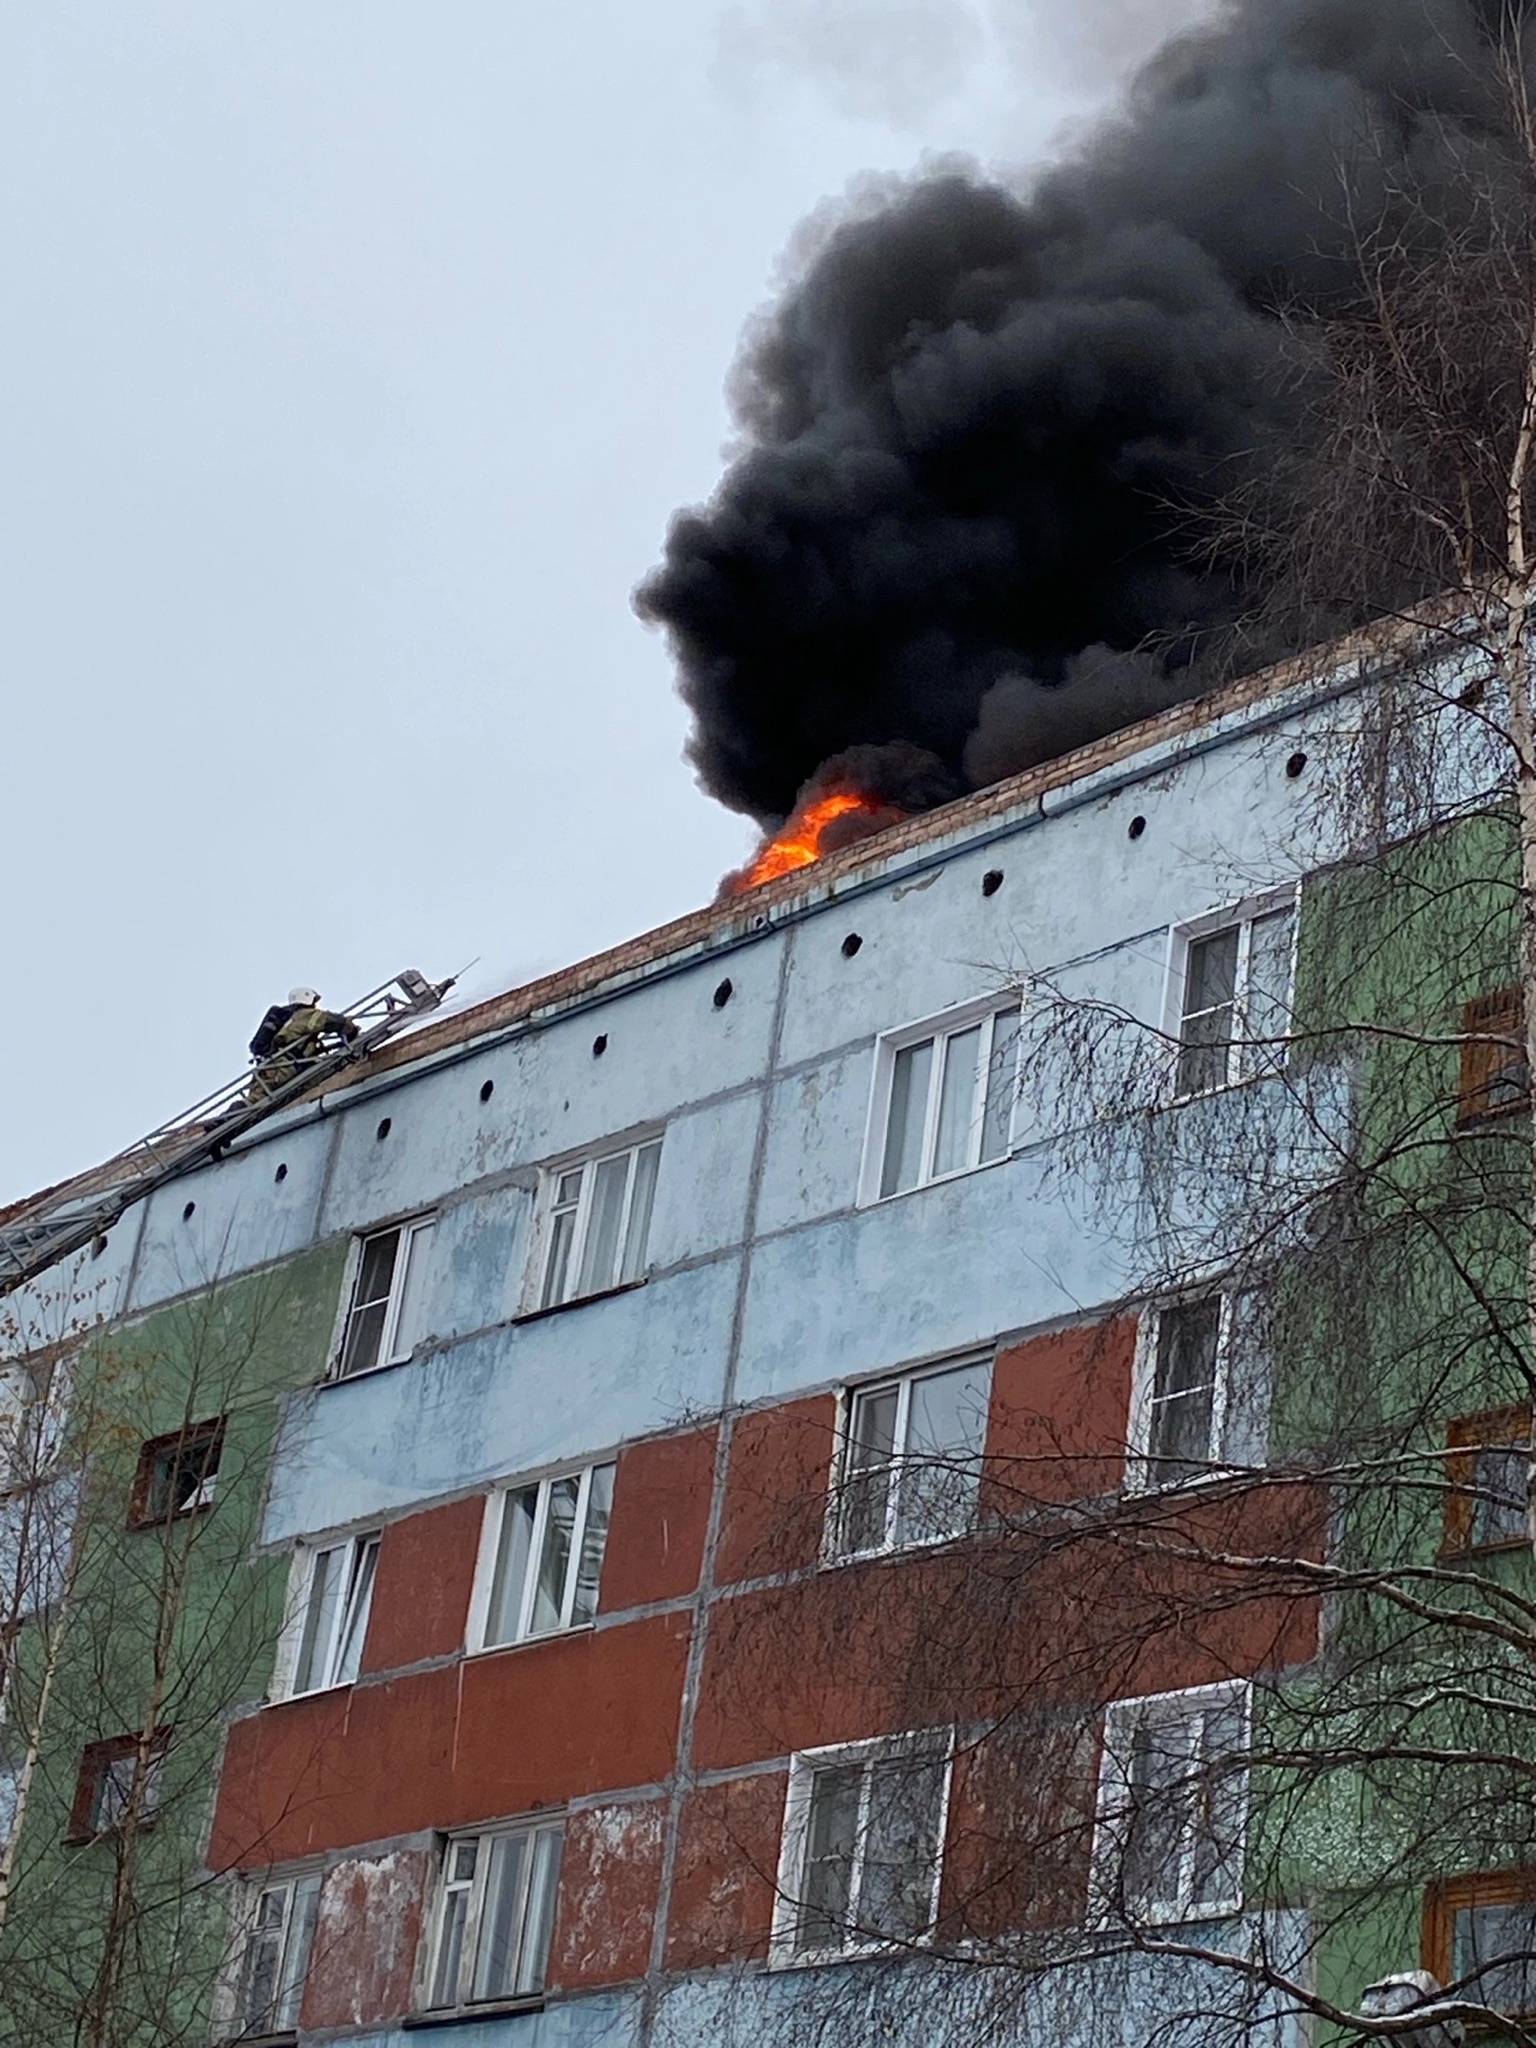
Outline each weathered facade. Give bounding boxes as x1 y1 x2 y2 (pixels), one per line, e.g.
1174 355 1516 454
5 637 1534 2048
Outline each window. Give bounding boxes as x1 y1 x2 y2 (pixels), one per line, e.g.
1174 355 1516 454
233 1869 321 2038
535 1138 662 1309
479 1464 615 1647
1457 988 1529 1125
832 1356 991 1559
1171 896 1296 1097
1129 1292 1269 1493
423 1819 562 2011
867 1000 1022 1201
128 1417 224 1528
67 1730 170 1843
773 1733 951 1962
335 1217 436 1378
1445 1407 1530 1554
284 1533 381 1696
1094 1683 1249 1925
1425 1871 1536 2016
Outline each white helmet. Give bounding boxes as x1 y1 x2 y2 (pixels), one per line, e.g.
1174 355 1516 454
288 986 321 1008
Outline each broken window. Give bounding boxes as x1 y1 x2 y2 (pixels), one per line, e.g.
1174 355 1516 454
1445 1406 1530 1553
1457 988 1530 1124
67 1730 170 1843
233 1868 321 2038
868 1000 1023 1201
833 1356 991 1558
1172 896 1296 1097
1131 1292 1270 1493
774 1733 951 1961
284 1532 381 1696
535 1138 661 1310
335 1216 436 1378
480 1463 615 1647
1094 1684 1249 1924
128 1417 224 1528
424 1819 562 2011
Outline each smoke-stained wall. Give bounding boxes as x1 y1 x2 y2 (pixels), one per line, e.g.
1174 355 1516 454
638 0 1512 825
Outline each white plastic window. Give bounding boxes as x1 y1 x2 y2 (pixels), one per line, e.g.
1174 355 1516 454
425 1820 562 2010
537 1139 662 1310
235 1869 321 2037
1171 895 1296 1097
1129 1293 1269 1494
336 1218 436 1378
833 1357 991 1558
867 1001 1022 1202
1094 1682 1249 1924
288 1533 381 1695
480 1464 615 1647
773 1733 951 1962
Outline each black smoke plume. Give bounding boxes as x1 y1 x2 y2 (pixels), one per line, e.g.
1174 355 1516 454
637 0 1514 828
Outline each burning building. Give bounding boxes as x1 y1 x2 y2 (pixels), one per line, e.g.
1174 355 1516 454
4 619 1533 2046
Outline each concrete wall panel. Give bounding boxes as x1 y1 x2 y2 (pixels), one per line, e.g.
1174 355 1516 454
264 1258 739 1542
126 1125 329 1311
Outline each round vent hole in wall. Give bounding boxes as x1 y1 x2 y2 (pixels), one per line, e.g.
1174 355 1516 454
982 869 1004 897
480 1079 495 1104
1286 751 1309 780
841 933 863 958
376 1117 392 1142
1128 815 1147 840
713 978 734 1009
274 1163 288 1184
182 1201 196 1222
592 1034 608 1058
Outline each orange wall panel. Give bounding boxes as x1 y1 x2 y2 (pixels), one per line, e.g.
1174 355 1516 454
210 1614 692 1868
716 1396 835 1584
363 1496 482 1675
984 1318 1135 1512
601 1428 717 1611
550 1797 667 1989
301 1847 432 2031
663 1772 785 1970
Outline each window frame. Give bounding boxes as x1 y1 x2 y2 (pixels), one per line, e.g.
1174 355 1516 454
227 1861 323 2041
469 1460 618 1652
1444 1405 1531 1556
525 1132 664 1314
329 1214 437 1382
826 1353 994 1563
127 1416 225 1530
770 1729 954 1967
1092 1679 1250 1927
419 1814 564 2016
273 1530 383 1701
1164 887 1299 1102
1424 1868 1536 2018
859 994 1025 1207
1456 988 1530 1126
1126 1290 1264 1497
66 1728 171 1845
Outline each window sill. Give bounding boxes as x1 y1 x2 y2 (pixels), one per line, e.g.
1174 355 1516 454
404 1998 546 2029
1441 1536 1529 1560
124 1502 215 1535
1167 1066 1288 1110
468 1620 597 1659
263 1678 356 1710
820 1524 975 1570
320 1347 422 1390
219 2032 297 2047
513 1276 648 1326
1454 1103 1530 1131
768 1937 932 1971
859 1151 1012 1210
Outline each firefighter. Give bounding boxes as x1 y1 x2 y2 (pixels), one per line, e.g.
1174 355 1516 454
246 988 360 1102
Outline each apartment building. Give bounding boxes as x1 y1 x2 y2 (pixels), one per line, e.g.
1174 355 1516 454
4 635 1532 2048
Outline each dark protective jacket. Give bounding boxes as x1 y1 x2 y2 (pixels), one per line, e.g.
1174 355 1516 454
249 1004 300 1060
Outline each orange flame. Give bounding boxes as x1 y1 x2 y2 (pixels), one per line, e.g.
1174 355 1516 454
736 789 894 891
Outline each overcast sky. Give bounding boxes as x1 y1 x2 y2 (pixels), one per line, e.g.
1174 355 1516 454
0 0 1208 1205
